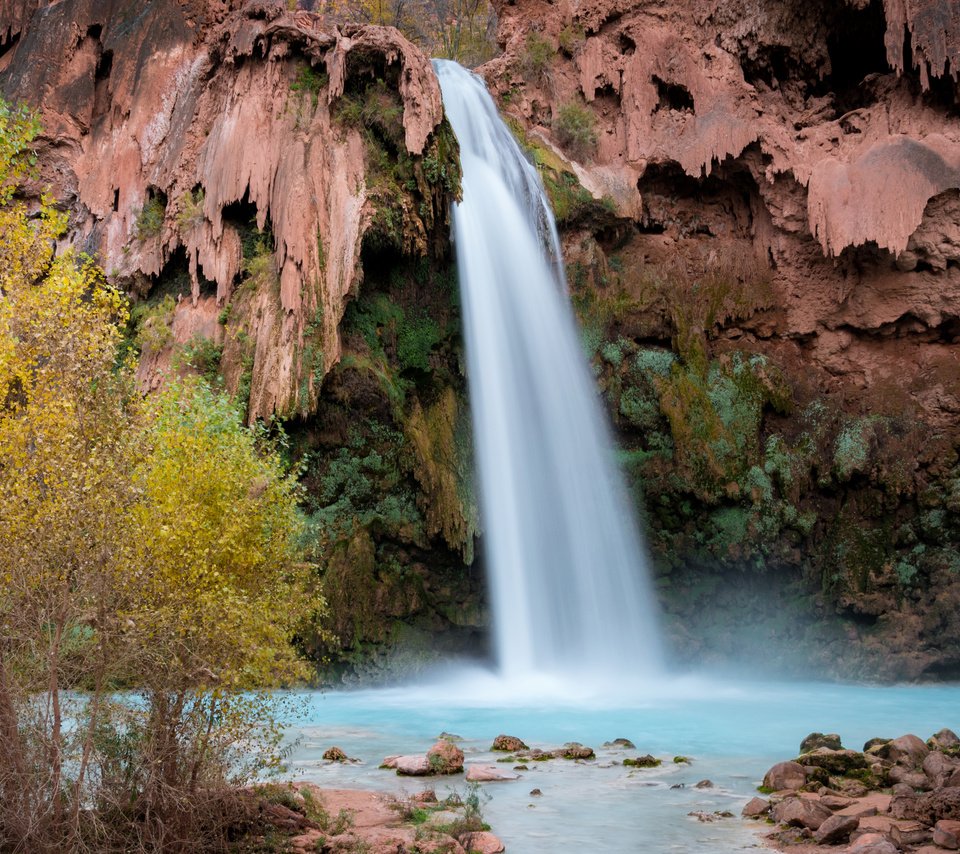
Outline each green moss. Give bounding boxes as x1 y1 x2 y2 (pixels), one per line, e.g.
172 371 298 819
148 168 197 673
179 334 224 385
834 419 872 481
131 294 175 354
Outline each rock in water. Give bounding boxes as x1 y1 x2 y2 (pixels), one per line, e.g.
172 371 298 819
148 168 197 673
491 734 528 752
427 739 464 774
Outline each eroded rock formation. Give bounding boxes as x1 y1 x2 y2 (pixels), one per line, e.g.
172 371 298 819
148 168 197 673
1 0 451 420
484 0 960 678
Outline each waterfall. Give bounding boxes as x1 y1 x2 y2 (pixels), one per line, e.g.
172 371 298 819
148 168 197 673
434 60 663 682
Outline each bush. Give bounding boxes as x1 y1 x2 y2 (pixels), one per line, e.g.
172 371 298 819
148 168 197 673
522 32 554 80
553 101 597 159
134 194 165 240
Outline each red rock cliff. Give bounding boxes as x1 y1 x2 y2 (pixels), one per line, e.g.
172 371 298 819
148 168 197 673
0 0 448 420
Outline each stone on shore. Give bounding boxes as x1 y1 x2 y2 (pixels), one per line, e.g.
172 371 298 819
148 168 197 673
934 818 960 849
557 742 595 760
881 734 929 766
929 729 960 752
772 795 833 830
813 813 859 844
458 831 505 853
801 733 844 753
847 832 898 854
764 760 807 792
742 797 770 817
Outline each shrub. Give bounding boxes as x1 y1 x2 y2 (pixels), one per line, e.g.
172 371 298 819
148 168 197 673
134 194 165 240
522 32 554 80
553 101 597 159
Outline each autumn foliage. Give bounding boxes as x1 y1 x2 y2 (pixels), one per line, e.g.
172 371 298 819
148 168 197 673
0 102 322 852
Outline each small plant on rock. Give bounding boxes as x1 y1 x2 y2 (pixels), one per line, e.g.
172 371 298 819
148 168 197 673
553 101 597 159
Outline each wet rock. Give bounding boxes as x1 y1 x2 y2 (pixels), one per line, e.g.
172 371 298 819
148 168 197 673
458 831 505 853
529 788 542 797
623 755 661 768
801 733 844 753
814 814 859 844
881 734 930 766
557 743 595 760
603 738 636 749
322 746 348 762
427 739 464 775
438 732 463 742
694 779 714 789
764 761 807 792
394 754 432 776
742 797 770 818
934 819 960 849
465 764 520 782
772 796 833 830
491 734 528 752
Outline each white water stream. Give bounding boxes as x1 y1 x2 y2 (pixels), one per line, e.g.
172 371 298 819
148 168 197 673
433 60 662 681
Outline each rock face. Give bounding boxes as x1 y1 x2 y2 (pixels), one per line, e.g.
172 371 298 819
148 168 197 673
0 0 451 422
483 0 960 681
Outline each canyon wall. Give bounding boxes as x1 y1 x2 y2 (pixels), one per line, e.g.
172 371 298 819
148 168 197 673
481 0 960 678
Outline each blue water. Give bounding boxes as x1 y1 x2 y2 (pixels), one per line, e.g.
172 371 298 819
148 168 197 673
285 671 960 852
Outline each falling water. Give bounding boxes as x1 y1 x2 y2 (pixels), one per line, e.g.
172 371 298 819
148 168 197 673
433 60 663 682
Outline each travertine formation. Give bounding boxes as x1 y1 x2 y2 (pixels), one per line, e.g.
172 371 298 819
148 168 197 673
484 0 960 423
0 0 445 420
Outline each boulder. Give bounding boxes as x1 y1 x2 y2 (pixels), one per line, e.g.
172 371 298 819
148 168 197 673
557 742 595 760
694 779 714 789
814 814 859 844
929 729 960 752
890 820 930 846
801 732 844 753
889 793 920 819
742 797 771 818
801 748 869 775
458 831 505 853
848 832 898 854
891 783 915 796
881 734 929 766
772 796 834 830
764 760 807 792
529 788 542 796
934 819 960 849
923 750 959 787
427 740 464 775
465 764 520 782
949 769 960 788
915 787 960 825
603 738 636 749
837 779 870 798
395 754 432 776
322 746 348 762
623 755 660 767
491 734 528 752
887 764 932 790
822 795 855 810
864 738 892 753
